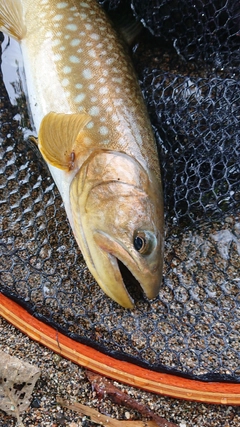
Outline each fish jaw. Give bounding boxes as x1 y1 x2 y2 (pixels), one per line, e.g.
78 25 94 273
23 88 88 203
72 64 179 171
93 229 163 301
70 150 164 308
87 246 136 309
70 182 135 308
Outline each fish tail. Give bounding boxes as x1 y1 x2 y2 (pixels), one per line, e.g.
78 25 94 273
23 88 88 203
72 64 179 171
0 0 26 40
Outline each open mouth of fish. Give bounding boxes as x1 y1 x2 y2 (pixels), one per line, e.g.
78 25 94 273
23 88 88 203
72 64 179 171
93 230 158 308
105 251 144 308
117 259 144 303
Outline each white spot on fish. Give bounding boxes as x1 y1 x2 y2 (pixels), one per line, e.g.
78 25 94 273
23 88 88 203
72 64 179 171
90 33 100 40
112 114 118 122
57 2 68 8
80 2 90 8
106 58 114 66
89 84 95 90
89 49 96 58
63 66 72 74
52 39 61 47
66 24 78 31
86 121 94 129
91 96 97 103
75 83 83 89
59 46 66 51
99 78 106 84
83 69 92 79
89 106 100 116
80 13 87 20
53 14 63 21
99 87 109 95
70 55 80 63
114 99 122 106
70 39 80 46
112 77 123 84
62 78 69 87
94 61 100 67
75 94 86 103
53 53 62 61
85 23 93 30
103 70 108 76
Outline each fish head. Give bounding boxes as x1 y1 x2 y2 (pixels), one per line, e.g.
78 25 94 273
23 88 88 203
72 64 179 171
70 150 164 308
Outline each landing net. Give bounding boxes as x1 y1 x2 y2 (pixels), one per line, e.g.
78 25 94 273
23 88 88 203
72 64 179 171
0 0 239 402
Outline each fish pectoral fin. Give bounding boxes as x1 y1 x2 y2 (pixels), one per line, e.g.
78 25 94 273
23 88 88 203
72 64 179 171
38 112 92 171
0 0 27 40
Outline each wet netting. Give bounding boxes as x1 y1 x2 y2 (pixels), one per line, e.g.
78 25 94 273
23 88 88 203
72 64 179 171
1 0 240 384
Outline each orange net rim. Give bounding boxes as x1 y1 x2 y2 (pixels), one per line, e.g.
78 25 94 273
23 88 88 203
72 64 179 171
0 292 240 405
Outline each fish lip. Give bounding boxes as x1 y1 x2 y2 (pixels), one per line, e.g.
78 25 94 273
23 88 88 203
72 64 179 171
93 229 158 302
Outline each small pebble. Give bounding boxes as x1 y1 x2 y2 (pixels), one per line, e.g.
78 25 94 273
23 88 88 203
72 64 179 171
125 411 131 419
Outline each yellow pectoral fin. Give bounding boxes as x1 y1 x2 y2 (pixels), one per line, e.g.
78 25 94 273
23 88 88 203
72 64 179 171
0 0 27 40
38 112 92 171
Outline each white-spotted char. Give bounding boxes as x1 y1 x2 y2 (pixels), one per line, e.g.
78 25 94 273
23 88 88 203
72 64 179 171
0 0 164 308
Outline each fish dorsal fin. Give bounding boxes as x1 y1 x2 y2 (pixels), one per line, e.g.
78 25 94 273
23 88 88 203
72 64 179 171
38 112 92 171
0 0 27 40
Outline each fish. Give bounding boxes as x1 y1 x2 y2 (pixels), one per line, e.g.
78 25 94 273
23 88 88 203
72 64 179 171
0 0 164 308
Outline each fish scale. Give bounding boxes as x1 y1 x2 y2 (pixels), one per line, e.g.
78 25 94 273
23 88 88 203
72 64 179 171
0 0 164 308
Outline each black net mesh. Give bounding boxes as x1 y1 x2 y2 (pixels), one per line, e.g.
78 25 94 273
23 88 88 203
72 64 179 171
0 0 240 383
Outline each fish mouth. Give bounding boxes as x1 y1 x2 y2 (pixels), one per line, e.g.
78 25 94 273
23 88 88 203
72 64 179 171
93 230 160 308
117 259 145 303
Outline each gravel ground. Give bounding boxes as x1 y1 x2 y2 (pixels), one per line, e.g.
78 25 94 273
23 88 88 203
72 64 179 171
0 316 240 427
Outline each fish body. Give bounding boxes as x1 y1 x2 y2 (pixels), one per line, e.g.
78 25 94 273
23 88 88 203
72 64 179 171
0 0 164 308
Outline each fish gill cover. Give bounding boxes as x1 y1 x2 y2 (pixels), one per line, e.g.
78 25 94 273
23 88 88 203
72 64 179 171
0 0 240 382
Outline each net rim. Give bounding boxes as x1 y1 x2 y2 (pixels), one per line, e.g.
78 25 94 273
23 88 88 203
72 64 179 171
1 292 240 405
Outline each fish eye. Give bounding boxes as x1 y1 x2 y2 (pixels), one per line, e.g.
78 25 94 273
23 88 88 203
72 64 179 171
133 231 154 255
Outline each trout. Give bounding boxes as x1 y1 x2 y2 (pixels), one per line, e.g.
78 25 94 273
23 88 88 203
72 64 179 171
0 0 164 308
